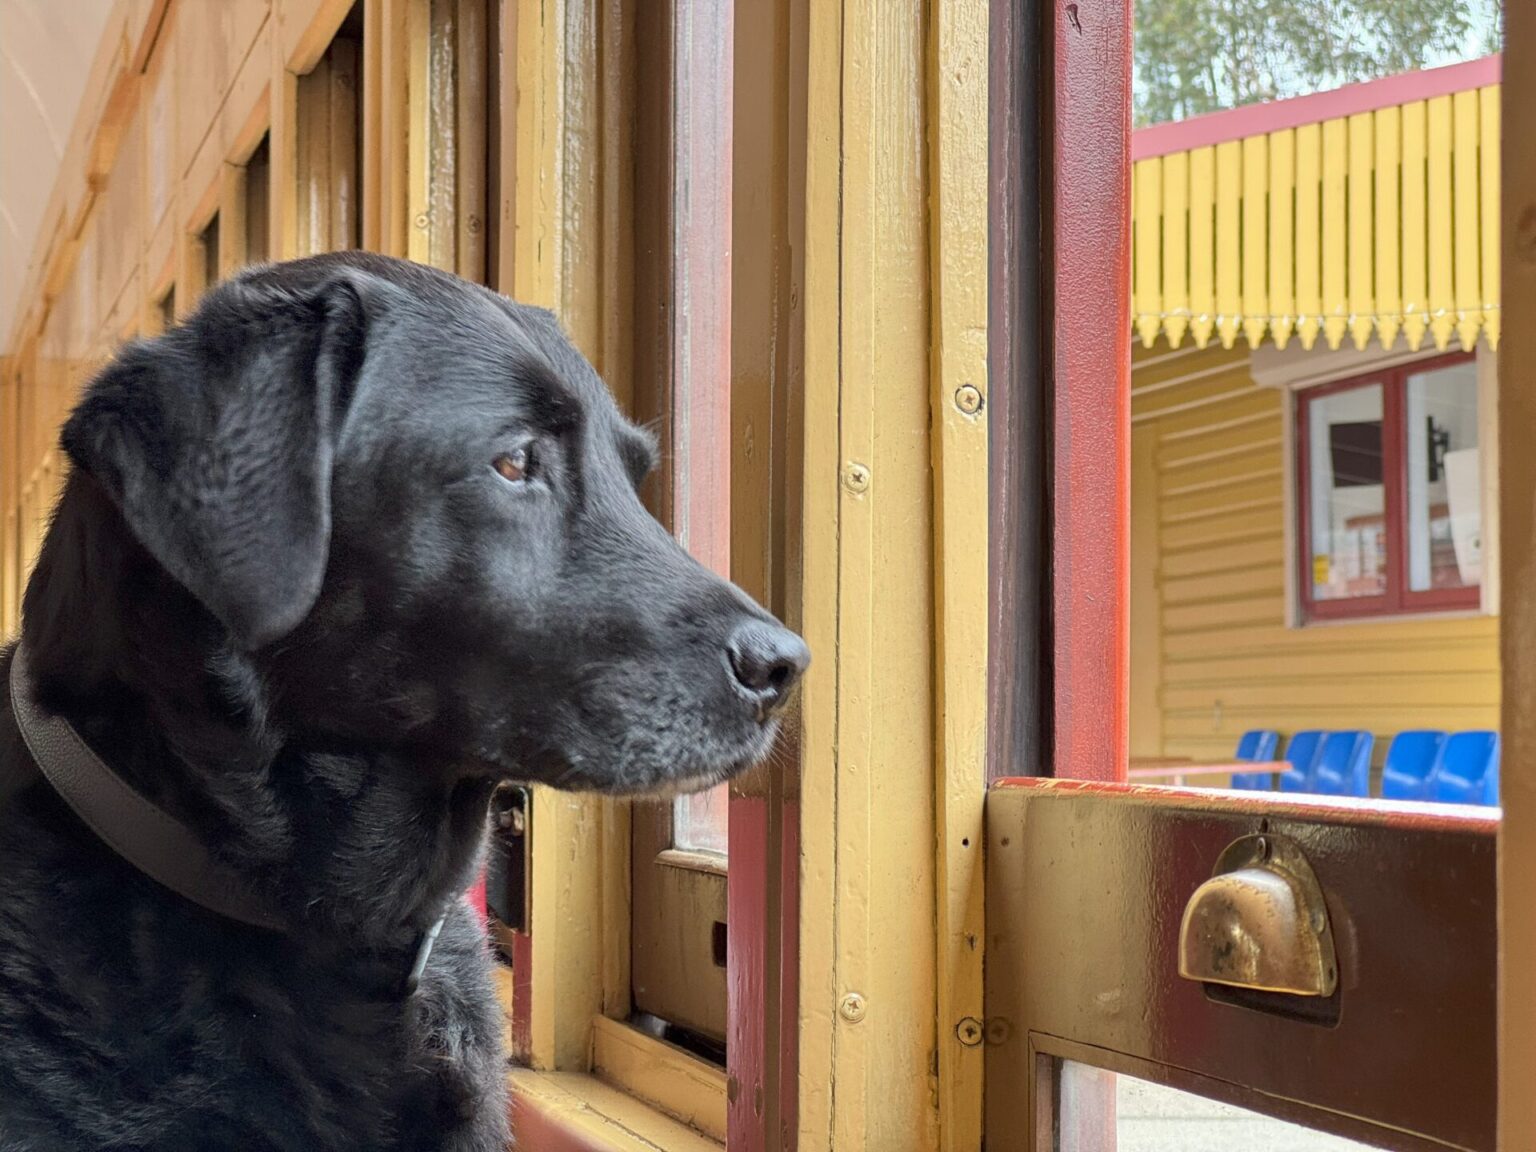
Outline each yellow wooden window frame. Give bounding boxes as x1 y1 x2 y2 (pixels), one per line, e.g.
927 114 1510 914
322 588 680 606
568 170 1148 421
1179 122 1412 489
494 0 732 1142
502 0 995 1146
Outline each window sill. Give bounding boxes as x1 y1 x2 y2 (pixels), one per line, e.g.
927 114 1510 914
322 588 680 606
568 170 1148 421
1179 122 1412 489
509 1067 723 1152
590 1016 727 1141
1294 605 1490 629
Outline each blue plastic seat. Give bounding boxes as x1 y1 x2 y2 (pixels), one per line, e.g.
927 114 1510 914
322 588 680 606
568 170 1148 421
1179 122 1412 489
1428 731 1501 806
1380 731 1446 801
1311 731 1374 796
1278 730 1326 793
1229 729 1280 790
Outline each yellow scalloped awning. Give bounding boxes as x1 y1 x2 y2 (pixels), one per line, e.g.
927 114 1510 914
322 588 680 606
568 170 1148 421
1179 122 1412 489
1132 67 1501 353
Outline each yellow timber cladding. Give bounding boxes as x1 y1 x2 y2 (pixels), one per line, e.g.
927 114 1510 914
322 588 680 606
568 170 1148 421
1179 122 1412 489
1129 60 1504 764
1131 76 1502 353
1129 338 1501 762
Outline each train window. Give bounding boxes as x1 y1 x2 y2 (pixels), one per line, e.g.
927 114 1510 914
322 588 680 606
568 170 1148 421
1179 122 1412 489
404 0 491 282
628 0 734 1051
296 5 363 256
1126 57 1504 766
156 286 176 333
244 135 271 265
1 507 16 639
987 2 1511 1148
4 1 1533 1147
1 354 21 638
491 5 800 1138
199 212 220 293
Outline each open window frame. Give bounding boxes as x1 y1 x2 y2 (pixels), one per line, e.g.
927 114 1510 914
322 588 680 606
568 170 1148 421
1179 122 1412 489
984 2 1534 1148
500 1 806 1147
627 0 734 1051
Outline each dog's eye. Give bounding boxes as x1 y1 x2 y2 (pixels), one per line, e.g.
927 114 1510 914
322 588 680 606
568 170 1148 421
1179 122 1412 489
493 447 532 484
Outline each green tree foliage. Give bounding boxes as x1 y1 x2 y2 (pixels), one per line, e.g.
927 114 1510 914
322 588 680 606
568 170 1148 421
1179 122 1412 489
1134 0 1503 126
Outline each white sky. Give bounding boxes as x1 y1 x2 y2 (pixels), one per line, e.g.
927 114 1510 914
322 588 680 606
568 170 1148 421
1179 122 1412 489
1133 2 1502 120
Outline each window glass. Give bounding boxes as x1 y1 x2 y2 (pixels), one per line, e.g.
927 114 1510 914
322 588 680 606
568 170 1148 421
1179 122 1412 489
1405 360 1480 594
1059 1063 1377 1151
1307 383 1385 603
201 213 221 291
246 135 271 265
673 787 728 855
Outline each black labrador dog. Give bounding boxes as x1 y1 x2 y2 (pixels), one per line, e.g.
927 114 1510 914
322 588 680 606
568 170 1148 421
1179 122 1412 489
0 252 807 1150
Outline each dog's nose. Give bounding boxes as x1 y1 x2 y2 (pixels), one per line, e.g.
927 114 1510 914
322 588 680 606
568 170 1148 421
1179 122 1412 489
727 621 810 713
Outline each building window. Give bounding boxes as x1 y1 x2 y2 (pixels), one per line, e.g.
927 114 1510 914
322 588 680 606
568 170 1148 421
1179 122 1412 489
200 212 221 292
245 135 271 265
296 12 362 257
1297 353 1482 622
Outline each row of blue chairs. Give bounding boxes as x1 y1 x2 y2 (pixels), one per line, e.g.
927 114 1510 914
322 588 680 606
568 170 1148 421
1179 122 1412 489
1229 728 1500 805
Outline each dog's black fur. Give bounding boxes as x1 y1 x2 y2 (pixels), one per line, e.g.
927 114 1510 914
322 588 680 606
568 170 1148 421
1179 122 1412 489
0 252 807 1150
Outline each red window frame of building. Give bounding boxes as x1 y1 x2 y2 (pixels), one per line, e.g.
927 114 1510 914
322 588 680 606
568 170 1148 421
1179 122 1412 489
1295 350 1481 624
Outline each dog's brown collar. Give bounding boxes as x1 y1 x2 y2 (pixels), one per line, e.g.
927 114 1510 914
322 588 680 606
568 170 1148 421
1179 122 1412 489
10 642 288 933
9 642 446 993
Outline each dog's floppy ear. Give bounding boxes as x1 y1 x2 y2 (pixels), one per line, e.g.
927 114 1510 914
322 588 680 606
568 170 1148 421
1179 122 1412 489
61 270 373 649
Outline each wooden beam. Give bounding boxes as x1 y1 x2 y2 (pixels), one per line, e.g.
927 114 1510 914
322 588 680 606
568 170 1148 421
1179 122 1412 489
1500 5 1536 1146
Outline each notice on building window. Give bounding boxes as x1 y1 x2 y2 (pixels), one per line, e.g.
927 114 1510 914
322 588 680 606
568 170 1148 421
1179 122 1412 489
1443 447 1482 586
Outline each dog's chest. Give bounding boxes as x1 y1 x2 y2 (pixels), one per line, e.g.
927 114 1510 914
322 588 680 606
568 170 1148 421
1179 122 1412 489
229 969 496 1148
0 815 507 1151
153 922 505 1149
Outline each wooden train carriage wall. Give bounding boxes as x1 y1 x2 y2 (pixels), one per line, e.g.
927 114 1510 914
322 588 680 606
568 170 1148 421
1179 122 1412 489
0 0 497 638
294 12 361 258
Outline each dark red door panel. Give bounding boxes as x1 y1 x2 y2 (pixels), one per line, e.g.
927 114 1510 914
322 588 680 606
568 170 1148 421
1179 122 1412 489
986 780 1497 1151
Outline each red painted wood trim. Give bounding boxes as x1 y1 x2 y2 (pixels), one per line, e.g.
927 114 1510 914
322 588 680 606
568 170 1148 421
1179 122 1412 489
509 929 532 1065
1051 0 1132 785
728 796 769 1150
725 794 800 1150
777 797 799 1143
669 3 796 1148
1385 372 1412 609
1133 54 1501 161
466 869 486 921
1037 3 1132 1145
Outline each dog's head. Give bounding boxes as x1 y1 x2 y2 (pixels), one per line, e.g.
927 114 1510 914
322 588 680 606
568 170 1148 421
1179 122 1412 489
60 252 807 794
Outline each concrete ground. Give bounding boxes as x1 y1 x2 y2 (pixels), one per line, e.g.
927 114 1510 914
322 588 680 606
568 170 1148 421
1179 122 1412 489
1115 1075 1372 1151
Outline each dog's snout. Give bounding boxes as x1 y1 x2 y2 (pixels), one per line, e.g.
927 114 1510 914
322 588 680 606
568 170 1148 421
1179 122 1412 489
726 621 810 713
